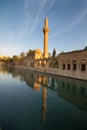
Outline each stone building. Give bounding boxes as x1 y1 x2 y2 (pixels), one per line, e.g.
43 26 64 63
57 49 87 79
15 49 43 67
58 49 87 71
14 17 87 80
25 49 43 67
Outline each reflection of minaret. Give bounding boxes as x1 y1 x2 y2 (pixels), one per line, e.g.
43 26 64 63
43 76 48 86
43 17 50 58
42 87 47 123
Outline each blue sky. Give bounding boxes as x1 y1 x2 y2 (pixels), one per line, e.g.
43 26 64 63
0 0 87 56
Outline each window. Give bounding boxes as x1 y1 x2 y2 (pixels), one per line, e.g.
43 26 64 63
72 60 76 70
67 64 70 70
81 64 86 71
73 64 76 70
63 64 65 69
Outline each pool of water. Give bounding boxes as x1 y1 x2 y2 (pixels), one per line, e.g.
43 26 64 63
0 66 87 130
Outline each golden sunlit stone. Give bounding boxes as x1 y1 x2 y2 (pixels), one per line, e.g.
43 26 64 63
43 17 50 58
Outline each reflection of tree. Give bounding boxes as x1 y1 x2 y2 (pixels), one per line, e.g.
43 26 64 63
0 66 15 75
50 78 58 91
0 66 8 74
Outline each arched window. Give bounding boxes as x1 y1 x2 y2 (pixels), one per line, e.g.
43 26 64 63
63 64 65 69
81 59 86 71
67 60 70 70
67 64 70 70
72 60 76 70
62 61 65 70
82 64 86 71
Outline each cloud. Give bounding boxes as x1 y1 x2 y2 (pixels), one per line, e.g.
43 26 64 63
7 0 56 43
3 0 56 57
50 4 87 39
0 42 25 56
23 0 56 35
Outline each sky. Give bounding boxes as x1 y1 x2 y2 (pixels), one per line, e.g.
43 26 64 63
0 0 87 57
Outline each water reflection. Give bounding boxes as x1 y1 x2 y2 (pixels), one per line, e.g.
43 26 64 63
57 77 87 110
0 66 87 129
2 66 87 111
41 86 47 123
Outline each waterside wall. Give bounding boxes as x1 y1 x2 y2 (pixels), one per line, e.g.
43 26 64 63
12 65 87 81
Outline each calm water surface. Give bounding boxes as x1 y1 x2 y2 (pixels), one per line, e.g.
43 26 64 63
0 66 87 130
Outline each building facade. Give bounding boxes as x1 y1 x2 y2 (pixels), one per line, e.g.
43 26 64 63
57 49 87 80
14 18 87 80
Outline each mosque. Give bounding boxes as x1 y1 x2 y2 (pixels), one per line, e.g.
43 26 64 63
15 17 87 80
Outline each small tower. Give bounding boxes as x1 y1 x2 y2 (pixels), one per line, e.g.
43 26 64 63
43 17 50 58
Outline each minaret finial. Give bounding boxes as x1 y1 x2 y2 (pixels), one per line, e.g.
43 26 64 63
45 17 48 28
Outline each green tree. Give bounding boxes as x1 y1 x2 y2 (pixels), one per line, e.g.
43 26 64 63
52 49 56 58
84 46 87 50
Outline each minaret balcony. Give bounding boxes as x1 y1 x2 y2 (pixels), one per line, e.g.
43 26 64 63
43 27 50 33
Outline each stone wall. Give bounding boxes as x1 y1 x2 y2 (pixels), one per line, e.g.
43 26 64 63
45 49 87 80
14 49 87 81
44 68 87 80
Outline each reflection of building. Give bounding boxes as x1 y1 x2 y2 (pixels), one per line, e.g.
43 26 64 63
34 82 41 91
1 66 87 127
7 67 87 110
57 77 87 110
1 66 87 130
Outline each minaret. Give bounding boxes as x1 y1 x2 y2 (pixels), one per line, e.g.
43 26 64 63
43 17 50 58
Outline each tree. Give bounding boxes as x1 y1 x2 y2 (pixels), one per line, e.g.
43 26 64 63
12 55 19 61
20 52 25 59
52 49 56 58
84 46 87 50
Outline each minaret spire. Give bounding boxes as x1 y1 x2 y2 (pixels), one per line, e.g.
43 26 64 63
43 17 50 58
44 17 48 27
